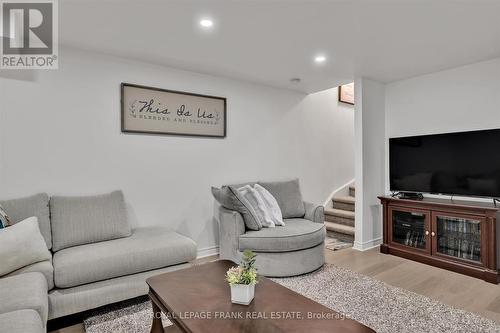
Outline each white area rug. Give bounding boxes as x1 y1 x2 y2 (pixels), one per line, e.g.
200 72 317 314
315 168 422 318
84 264 500 333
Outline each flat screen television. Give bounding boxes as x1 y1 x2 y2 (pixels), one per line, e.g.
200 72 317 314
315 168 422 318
389 128 500 198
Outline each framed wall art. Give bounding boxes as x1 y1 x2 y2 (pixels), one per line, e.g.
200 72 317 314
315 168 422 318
121 83 227 138
338 82 354 105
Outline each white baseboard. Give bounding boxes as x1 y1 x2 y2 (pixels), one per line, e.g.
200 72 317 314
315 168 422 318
197 245 220 258
323 178 355 207
352 237 382 251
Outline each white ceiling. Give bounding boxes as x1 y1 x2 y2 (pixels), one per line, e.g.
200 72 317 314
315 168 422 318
60 0 500 93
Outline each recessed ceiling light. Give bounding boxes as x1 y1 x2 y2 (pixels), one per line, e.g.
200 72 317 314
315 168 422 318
314 55 326 63
199 19 214 28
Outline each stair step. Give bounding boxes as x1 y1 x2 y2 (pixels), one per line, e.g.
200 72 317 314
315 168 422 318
325 208 354 219
324 208 355 227
333 196 355 204
349 185 355 197
325 215 355 227
332 196 355 212
325 221 355 236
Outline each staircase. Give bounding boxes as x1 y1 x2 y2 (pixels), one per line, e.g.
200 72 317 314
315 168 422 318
324 185 355 242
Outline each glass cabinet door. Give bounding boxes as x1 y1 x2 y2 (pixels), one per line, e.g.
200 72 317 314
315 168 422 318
389 208 430 252
433 213 483 264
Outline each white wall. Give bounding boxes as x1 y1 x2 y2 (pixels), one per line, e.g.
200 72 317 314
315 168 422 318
386 57 500 138
354 78 386 251
0 47 354 253
385 57 500 197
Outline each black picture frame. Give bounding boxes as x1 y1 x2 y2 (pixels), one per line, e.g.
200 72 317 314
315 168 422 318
121 83 227 138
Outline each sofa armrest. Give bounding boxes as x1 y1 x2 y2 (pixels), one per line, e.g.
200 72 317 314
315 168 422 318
304 201 325 224
214 203 245 262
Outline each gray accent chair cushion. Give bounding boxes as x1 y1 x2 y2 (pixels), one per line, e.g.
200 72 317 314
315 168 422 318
0 193 51 249
0 310 44 333
259 179 305 218
50 190 132 251
0 272 48 324
6 259 54 290
211 186 262 230
53 227 197 288
239 218 325 252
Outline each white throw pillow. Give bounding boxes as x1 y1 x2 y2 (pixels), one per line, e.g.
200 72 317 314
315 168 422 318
254 184 285 226
0 216 51 276
237 185 275 228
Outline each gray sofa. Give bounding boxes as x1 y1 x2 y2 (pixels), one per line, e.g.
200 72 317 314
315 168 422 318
0 191 197 332
214 180 325 277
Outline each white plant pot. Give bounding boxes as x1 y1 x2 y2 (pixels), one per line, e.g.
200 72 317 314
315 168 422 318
230 283 255 305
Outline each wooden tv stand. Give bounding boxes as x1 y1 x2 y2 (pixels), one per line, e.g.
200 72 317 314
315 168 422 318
379 196 500 284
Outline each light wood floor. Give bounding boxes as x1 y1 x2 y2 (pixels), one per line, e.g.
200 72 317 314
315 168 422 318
51 247 500 332
325 247 500 323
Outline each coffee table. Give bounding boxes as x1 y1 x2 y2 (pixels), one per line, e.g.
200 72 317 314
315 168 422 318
147 260 375 333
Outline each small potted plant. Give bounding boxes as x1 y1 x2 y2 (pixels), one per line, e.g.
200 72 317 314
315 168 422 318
225 250 258 305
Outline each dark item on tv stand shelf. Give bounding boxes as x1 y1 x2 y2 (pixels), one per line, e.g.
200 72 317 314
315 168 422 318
379 195 500 284
391 191 424 200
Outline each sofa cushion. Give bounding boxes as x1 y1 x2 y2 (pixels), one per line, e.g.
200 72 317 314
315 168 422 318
0 193 51 249
48 263 191 319
212 186 262 230
6 259 54 290
259 179 305 218
0 272 48 324
0 217 52 276
53 227 197 288
50 190 132 251
0 310 44 333
239 218 325 252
